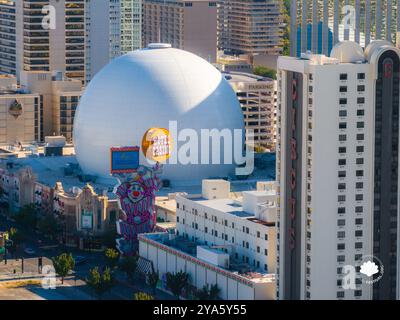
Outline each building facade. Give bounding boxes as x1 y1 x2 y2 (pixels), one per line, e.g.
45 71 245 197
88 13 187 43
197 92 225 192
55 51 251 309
139 179 277 300
0 156 122 247
139 232 276 300
85 0 142 82
225 72 277 151
290 0 400 56
0 75 41 144
276 41 400 300
175 179 277 274
143 0 217 62
0 0 142 83
218 0 283 58
0 0 16 75
20 71 83 141
13 0 86 81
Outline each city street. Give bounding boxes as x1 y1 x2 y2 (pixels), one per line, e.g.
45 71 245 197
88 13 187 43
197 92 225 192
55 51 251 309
0 213 174 300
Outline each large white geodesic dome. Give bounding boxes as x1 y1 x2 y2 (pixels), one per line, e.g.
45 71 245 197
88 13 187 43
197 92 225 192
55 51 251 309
73 44 245 183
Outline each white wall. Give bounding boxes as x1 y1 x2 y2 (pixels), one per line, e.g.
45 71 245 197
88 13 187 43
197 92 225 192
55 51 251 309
139 237 276 300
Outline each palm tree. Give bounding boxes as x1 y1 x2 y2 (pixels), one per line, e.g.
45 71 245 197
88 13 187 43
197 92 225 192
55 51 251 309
166 271 189 299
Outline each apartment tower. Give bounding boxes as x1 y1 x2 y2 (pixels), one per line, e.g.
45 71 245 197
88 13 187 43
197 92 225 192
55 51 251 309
277 40 400 300
143 0 217 62
218 0 283 62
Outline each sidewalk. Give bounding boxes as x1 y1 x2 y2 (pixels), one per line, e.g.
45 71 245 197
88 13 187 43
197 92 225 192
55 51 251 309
0 276 93 300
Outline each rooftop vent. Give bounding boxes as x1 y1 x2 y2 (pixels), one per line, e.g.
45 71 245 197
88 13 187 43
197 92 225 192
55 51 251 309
147 43 172 49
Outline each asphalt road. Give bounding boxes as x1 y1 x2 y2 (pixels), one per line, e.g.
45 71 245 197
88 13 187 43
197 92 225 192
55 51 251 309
0 212 174 300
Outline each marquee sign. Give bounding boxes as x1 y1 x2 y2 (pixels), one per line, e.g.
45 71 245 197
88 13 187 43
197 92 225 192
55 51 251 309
283 72 303 299
141 128 172 162
110 146 140 174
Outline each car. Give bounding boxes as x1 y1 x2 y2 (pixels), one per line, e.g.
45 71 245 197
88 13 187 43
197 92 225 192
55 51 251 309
73 255 87 265
24 248 36 255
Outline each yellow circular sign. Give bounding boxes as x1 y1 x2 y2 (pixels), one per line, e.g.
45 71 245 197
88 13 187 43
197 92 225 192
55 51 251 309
142 128 172 162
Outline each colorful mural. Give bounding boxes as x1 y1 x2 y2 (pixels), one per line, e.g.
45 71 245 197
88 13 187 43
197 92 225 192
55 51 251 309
114 162 163 255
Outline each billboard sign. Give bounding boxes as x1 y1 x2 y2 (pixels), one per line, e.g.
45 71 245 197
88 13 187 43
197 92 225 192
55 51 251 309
110 146 140 174
142 128 172 162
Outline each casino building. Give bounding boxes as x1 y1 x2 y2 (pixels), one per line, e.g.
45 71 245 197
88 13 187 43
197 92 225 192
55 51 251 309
0 45 248 251
277 41 400 300
0 154 121 249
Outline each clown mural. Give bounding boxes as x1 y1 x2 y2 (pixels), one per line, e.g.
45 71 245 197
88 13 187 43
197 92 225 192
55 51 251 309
113 128 171 255
114 163 163 255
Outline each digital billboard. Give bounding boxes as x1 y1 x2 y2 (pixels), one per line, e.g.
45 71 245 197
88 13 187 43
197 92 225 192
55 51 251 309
110 146 140 174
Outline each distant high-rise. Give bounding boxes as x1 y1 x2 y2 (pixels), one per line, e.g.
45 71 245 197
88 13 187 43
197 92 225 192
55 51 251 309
0 0 86 81
0 0 142 82
290 0 400 56
85 0 142 82
142 0 217 62
218 0 283 58
0 0 16 75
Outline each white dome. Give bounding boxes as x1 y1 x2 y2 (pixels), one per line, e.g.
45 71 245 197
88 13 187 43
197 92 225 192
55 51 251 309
73 45 245 183
330 41 365 63
364 40 394 62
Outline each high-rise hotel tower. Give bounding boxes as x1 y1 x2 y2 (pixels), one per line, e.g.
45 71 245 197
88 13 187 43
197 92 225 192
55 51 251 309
290 0 400 56
0 0 142 82
277 40 400 300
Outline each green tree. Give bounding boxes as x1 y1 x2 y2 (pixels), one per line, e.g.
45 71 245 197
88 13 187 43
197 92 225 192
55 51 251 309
104 248 119 268
193 284 220 300
134 292 154 300
146 270 159 295
118 255 137 283
52 253 75 284
166 271 189 299
253 66 277 80
86 266 115 300
209 283 220 300
8 227 24 255
37 215 63 240
194 285 210 300
15 204 38 229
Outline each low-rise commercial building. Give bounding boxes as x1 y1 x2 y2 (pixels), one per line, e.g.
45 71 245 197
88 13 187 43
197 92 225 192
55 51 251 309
139 232 276 300
20 71 83 141
0 154 121 248
139 179 277 300
0 72 83 146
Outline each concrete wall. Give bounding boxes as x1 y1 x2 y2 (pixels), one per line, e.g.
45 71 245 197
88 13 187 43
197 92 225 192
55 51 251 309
139 236 276 300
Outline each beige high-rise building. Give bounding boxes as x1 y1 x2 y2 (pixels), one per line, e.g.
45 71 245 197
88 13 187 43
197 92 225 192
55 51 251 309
20 71 83 141
14 0 86 81
1 0 142 83
0 74 41 145
143 0 217 62
218 0 283 60
0 71 83 146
